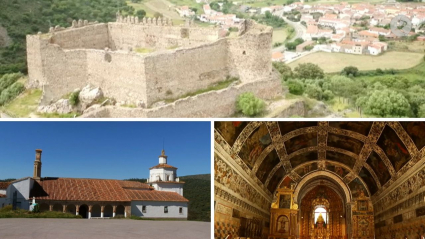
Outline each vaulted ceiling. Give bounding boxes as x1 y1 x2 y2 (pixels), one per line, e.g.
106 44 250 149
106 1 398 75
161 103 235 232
214 121 425 199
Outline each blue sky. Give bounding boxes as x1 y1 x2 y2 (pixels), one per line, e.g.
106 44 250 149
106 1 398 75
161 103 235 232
0 121 211 180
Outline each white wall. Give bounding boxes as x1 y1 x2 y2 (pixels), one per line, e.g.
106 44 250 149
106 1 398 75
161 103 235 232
152 182 184 196
5 178 34 210
149 168 177 182
0 189 6 195
131 201 188 218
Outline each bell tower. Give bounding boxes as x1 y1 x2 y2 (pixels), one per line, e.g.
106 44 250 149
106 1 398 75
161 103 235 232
33 149 42 180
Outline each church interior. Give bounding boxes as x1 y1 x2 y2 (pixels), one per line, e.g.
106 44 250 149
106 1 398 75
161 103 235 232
214 121 425 239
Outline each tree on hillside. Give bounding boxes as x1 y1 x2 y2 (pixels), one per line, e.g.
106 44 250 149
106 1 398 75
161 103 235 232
135 10 146 18
210 2 220 11
272 62 293 81
356 89 411 117
236 92 265 116
341 66 359 77
294 63 324 79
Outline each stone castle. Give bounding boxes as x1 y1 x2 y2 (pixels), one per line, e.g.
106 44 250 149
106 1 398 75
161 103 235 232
26 13 282 117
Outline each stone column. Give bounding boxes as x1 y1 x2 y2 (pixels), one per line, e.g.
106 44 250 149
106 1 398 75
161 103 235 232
113 205 117 218
63 205 66 213
76 205 80 216
101 205 105 218
49 204 53 211
89 205 93 219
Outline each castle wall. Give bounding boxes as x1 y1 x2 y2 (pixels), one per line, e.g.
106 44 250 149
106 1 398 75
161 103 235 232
50 24 109 50
40 46 88 105
107 23 219 51
227 20 273 83
143 39 229 106
80 77 282 118
26 35 46 87
86 50 147 104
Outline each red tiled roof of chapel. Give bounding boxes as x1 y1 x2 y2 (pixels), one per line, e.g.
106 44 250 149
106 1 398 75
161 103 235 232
149 163 178 170
0 182 10 189
0 194 6 198
125 189 189 202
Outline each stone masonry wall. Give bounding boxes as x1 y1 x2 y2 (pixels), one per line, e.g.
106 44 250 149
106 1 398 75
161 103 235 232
107 23 219 51
86 50 147 104
227 20 273 83
80 77 282 118
50 24 109 50
26 35 45 87
143 39 229 106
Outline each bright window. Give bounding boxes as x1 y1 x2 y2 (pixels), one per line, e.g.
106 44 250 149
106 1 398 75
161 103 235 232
314 207 327 224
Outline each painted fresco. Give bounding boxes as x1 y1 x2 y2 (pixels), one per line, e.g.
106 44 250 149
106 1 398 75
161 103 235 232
238 124 272 169
279 176 294 189
325 162 349 178
268 166 285 193
295 163 318 177
328 122 373 136
359 167 378 195
377 126 410 172
366 151 391 186
400 122 425 150
327 133 364 155
326 151 356 168
278 122 318 136
290 151 318 168
215 121 248 146
284 132 317 155
256 150 280 184
348 177 369 198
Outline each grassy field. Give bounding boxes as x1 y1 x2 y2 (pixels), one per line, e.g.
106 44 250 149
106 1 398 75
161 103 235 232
388 41 425 53
245 0 288 7
272 28 289 44
126 0 185 24
288 51 424 73
2 89 42 118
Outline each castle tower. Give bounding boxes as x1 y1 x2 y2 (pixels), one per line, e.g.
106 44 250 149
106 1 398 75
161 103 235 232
33 149 42 180
148 149 184 196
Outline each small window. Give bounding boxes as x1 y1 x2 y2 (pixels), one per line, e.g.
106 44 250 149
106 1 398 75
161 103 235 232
142 206 146 213
164 206 168 213
179 207 183 214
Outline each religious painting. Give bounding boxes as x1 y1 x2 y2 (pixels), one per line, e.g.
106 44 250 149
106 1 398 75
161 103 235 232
214 121 248 146
290 151 318 168
329 122 373 136
416 206 425 217
279 194 291 209
278 121 317 136
326 151 356 169
358 200 368 211
400 122 425 150
327 133 364 155
256 150 280 184
280 176 294 189
284 132 317 155
366 151 391 186
348 178 369 198
296 163 318 177
268 166 285 193
276 215 290 234
377 126 410 172
359 167 378 195
326 162 349 178
239 124 272 169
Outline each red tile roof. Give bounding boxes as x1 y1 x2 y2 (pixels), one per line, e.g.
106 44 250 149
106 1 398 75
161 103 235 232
0 194 6 198
149 164 177 170
29 178 188 203
0 182 10 190
125 189 188 202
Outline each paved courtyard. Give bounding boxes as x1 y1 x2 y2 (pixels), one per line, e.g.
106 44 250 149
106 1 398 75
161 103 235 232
0 219 211 239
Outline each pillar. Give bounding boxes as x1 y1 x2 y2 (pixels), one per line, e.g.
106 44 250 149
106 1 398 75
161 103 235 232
89 205 92 219
113 205 116 218
49 204 53 211
63 205 66 213
101 205 104 218
76 205 80 216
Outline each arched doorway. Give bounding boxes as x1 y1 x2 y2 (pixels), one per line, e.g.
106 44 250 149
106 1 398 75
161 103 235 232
66 204 76 215
79 204 88 219
39 203 49 212
92 204 101 218
116 205 125 217
104 205 113 218
52 204 62 212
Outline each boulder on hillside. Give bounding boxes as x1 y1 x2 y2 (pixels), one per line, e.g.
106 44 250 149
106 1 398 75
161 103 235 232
37 99 73 114
79 85 103 108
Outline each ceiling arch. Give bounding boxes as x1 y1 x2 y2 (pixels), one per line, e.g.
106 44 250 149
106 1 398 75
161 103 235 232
214 121 425 198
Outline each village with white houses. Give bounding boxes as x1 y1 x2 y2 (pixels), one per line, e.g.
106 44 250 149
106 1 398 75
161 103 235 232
173 0 425 62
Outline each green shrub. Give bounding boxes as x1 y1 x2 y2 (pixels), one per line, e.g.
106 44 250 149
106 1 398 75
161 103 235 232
322 90 334 101
0 72 23 93
305 84 323 100
287 80 304 95
33 204 40 213
0 82 25 105
69 91 80 106
236 92 265 116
